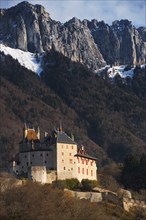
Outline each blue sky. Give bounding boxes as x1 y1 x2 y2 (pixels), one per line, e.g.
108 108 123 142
1 0 146 27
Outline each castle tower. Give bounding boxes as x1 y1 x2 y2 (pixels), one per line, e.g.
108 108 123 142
23 123 28 139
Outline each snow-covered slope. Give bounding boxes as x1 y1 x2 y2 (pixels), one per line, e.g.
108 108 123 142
97 64 145 79
107 65 134 78
0 44 43 75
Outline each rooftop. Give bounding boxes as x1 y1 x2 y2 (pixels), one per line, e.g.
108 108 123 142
57 131 76 145
75 146 97 160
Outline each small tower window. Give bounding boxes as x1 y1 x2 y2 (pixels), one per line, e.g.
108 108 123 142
62 152 64 156
40 154 42 157
69 153 72 156
72 146 74 150
64 167 66 170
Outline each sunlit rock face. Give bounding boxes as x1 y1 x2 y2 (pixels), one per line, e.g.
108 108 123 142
86 19 146 65
0 2 145 71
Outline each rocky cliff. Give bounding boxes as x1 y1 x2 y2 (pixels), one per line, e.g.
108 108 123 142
86 19 146 66
0 1 145 71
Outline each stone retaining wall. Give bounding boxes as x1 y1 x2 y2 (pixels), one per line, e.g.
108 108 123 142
64 189 146 212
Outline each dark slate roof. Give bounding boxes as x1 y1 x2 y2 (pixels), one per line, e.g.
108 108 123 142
74 153 97 161
57 131 76 144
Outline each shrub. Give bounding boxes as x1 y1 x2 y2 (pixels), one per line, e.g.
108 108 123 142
98 175 120 192
52 180 67 189
52 178 80 190
81 179 99 191
65 178 80 190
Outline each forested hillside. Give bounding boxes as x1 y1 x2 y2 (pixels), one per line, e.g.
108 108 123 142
0 52 106 169
0 50 146 170
41 50 146 162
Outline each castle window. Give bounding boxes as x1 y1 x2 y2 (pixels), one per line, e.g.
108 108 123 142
62 152 64 156
69 159 73 164
44 161 47 163
40 154 42 157
82 159 84 164
78 167 80 173
82 168 84 174
71 168 73 171
91 170 93 176
90 161 93 166
22 166 24 169
64 167 66 170
69 153 72 156
25 155 27 158
86 160 88 165
86 169 88 175
30 162 32 165
27 162 28 166
77 158 80 163
46 153 48 156
62 159 64 163
72 146 74 150
32 154 34 157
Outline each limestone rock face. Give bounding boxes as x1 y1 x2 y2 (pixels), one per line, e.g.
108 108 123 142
0 2 145 70
137 27 146 42
86 19 146 65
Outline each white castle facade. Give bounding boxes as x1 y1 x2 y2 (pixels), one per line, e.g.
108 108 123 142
10 124 97 184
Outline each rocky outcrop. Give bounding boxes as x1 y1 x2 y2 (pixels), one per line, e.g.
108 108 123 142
138 27 146 42
0 1 145 71
86 19 146 65
0 1 105 70
64 188 146 212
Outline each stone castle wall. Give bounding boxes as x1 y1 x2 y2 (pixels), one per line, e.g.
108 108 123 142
19 150 54 174
28 166 47 184
56 143 77 180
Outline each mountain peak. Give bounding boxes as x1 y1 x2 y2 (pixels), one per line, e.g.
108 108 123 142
12 1 46 15
0 1 145 70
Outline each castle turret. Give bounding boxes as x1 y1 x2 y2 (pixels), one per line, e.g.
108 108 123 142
37 126 40 140
59 121 62 132
23 123 28 139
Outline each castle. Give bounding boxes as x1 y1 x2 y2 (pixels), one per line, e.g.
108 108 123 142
10 124 97 184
